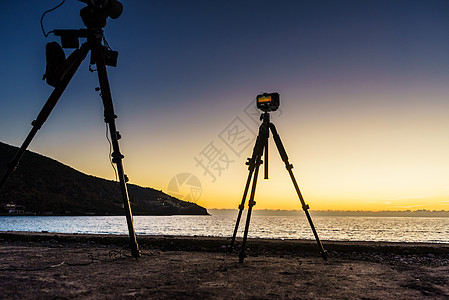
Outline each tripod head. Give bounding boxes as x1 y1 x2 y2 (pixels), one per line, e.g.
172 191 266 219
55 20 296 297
42 0 122 87
260 111 270 124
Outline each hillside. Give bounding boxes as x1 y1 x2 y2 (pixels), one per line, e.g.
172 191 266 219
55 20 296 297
0 142 208 216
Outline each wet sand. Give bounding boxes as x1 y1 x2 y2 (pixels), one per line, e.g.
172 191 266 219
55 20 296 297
1 231 448 299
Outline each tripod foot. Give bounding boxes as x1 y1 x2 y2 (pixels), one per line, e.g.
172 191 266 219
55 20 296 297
129 244 141 258
321 250 328 260
132 250 141 258
238 252 246 264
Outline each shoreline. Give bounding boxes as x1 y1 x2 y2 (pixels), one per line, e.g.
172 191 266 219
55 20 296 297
1 231 448 299
3 210 449 217
2 231 449 255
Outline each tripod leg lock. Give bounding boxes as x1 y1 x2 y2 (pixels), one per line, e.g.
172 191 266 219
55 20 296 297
104 113 117 123
31 120 43 129
286 163 294 170
238 204 244 210
248 200 256 207
246 157 255 170
111 151 124 163
302 204 310 211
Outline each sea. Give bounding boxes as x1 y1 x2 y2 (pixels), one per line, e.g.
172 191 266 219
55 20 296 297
1 211 448 243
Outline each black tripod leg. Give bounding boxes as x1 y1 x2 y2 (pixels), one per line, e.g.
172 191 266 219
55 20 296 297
0 44 90 189
237 122 268 263
239 156 262 263
229 126 266 253
229 170 252 253
94 43 140 258
269 123 327 260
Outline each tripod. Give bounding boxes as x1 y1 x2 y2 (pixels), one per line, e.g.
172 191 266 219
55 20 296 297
229 112 327 263
0 28 140 258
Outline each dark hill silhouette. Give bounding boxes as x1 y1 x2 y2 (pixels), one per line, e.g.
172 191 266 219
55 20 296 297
0 141 208 215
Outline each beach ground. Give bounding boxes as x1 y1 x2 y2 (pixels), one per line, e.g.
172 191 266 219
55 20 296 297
0 232 448 299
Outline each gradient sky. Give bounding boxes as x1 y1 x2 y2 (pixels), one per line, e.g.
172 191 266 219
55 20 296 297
1 0 449 211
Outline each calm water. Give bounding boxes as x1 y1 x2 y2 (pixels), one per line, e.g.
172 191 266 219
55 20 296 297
1 214 448 243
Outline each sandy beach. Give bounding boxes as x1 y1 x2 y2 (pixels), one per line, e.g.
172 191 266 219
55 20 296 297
1 231 448 299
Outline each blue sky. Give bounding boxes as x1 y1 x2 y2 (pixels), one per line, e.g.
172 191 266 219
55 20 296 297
1 1 449 210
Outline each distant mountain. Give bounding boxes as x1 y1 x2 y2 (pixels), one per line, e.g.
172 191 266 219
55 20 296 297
0 141 208 216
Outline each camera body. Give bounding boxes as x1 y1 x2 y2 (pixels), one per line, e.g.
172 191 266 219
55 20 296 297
256 92 280 112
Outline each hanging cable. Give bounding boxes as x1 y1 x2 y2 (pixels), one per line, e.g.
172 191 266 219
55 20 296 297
40 0 66 37
106 124 118 182
102 37 112 50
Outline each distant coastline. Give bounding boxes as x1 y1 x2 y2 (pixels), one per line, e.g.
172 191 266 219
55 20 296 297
2 209 448 218
208 209 449 217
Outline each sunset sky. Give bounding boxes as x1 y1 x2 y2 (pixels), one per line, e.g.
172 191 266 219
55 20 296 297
1 0 449 211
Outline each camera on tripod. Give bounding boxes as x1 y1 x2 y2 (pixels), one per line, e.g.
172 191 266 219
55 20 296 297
256 92 280 112
230 92 327 262
1 0 141 257
42 0 122 87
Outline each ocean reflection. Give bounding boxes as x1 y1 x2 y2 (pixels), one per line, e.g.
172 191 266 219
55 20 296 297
0 215 448 243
